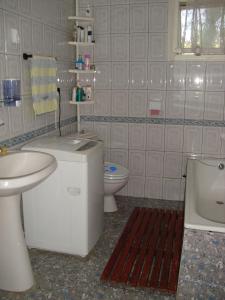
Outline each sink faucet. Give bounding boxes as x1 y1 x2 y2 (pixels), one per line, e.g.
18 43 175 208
0 145 8 155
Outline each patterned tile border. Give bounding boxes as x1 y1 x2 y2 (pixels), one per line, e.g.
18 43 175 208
81 115 225 127
4 115 225 148
0 117 77 147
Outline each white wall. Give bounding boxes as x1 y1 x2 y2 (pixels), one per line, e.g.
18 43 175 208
0 0 77 146
79 0 225 201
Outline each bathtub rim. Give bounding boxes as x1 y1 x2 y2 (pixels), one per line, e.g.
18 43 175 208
185 157 225 233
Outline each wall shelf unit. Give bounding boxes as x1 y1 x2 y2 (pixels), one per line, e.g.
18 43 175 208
69 100 94 105
68 0 95 133
68 16 94 22
68 69 96 74
68 41 95 46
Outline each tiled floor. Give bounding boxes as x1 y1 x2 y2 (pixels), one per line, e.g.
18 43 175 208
0 197 183 300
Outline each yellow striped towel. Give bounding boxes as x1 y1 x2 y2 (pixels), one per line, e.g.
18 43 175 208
31 56 58 115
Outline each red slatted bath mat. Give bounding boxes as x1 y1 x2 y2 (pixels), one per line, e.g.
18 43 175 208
101 207 184 294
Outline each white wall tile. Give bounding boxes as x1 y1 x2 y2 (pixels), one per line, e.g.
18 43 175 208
183 126 202 154
22 96 35 132
111 0 129 5
185 91 204 120
149 3 167 32
0 54 6 99
163 178 181 201
4 11 20 54
206 63 225 91
128 176 145 197
80 120 94 133
94 6 110 34
0 9 5 52
145 177 163 199
129 90 147 117
130 4 148 33
165 125 183 152
5 54 21 78
146 124 165 151
111 34 129 61
186 62 206 91
165 91 185 119
111 123 128 149
167 62 186 91
163 152 182 178
110 148 128 167
111 5 129 34
32 21 43 55
95 62 111 89
80 101 94 116
146 151 164 177
21 60 31 95
3 0 18 11
148 62 166 90
0 107 10 141
202 127 222 155
94 122 111 148
79 0 93 8
148 33 167 61
130 0 148 3
94 35 111 61
43 26 54 56
204 92 224 121
93 0 110 6
112 62 129 89
129 150 146 176
130 33 148 61
130 62 147 89
111 90 128 116
9 105 24 136
19 0 31 15
21 17 32 53
94 90 111 116
129 123 146 150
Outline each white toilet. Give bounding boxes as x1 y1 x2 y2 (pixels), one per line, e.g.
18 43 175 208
104 162 129 212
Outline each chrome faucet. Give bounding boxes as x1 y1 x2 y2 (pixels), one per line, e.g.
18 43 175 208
0 145 8 155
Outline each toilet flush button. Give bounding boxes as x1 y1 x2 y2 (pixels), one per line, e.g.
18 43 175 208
67 187 81 196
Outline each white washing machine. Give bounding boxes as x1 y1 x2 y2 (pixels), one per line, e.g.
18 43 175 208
22 136 104 257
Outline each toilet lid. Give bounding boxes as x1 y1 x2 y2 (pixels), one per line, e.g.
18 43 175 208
104 162 129 179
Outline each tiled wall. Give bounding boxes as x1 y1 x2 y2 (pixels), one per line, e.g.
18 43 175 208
0 0 77 146
79 0 225 201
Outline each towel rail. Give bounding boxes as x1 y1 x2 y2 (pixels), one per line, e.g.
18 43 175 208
23 53 57 60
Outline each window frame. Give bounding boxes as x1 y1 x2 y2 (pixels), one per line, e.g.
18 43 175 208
168 0 225 61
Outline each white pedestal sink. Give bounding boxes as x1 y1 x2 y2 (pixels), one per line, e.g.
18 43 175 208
0 151 57 292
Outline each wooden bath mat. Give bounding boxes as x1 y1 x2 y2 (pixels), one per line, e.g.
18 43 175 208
101 207 184 294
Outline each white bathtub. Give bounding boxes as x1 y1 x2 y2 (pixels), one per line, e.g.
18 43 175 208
185 158 225 233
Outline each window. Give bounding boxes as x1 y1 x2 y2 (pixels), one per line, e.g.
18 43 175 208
168 0 225 60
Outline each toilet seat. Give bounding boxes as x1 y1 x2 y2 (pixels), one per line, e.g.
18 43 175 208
104 162 129 180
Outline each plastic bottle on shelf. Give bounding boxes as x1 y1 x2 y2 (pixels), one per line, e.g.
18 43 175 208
75 54 84 70
84 54 91 70
87 25 93 43
72 25 78 42
72 87 77 102
85 85 92 100
80 26 85 42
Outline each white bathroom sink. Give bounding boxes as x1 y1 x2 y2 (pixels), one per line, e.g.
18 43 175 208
0 150 57 292
0 150 57 196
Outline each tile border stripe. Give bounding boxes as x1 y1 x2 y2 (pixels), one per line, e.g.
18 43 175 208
81 115 225 127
